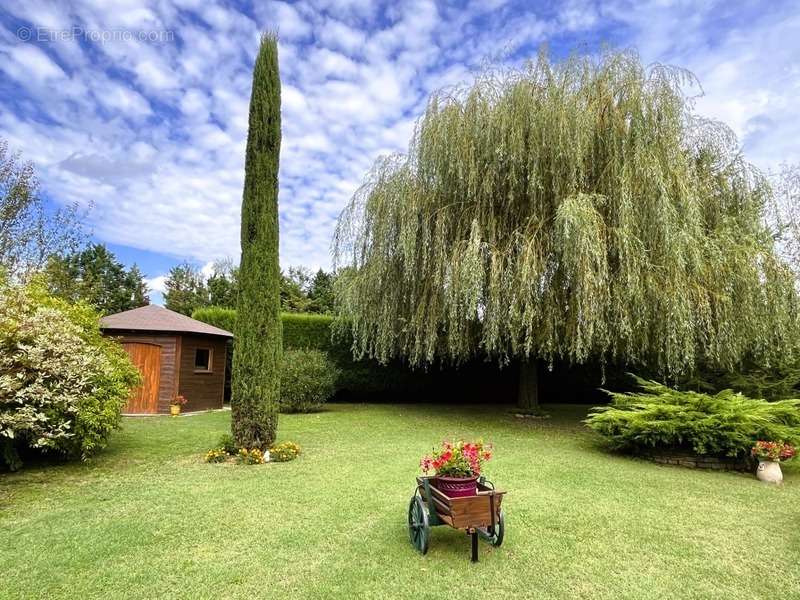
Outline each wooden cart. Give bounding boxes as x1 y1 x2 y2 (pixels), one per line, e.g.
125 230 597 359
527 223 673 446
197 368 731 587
407 475 506 562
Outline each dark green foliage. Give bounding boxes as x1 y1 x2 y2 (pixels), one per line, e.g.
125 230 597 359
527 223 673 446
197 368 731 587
164 262 207 316
280 266 312 312
279 266 336 313
281 312 412 396
44 244 149 314
165 261 238 315
231 33 282 449
206 260 239 308
308 269 335 314
680 361 800 401
194 308 499 399
585 377 800 457
280 349 338 413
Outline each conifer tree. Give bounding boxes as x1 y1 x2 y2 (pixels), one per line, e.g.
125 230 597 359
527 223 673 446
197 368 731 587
231 33 282 448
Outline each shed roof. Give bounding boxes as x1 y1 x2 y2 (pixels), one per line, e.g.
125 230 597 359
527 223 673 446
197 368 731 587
100 304 233 338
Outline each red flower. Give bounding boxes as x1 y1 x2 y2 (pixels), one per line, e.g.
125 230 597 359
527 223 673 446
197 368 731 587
418 439 494 477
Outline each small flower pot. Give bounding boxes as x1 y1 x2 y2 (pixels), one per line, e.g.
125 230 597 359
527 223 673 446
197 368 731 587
170 404 181 416
756 459 783 484
434 474 479 497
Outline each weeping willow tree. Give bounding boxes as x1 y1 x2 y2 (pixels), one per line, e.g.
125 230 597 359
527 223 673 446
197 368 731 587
334 49 799 410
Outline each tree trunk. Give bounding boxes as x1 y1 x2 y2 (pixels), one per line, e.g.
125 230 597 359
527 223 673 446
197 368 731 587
517 359 539 411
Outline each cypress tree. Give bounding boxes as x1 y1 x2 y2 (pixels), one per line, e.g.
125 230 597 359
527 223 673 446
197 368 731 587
231 33 282 448
334 49 799 410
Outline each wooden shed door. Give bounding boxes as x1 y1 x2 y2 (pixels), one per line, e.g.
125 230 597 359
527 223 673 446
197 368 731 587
122 343 161 414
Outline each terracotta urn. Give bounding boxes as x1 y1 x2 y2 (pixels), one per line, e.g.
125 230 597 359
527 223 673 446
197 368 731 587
756 460 783 484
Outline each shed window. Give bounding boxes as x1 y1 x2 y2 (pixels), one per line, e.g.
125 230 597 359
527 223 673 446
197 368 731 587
194 348 212 372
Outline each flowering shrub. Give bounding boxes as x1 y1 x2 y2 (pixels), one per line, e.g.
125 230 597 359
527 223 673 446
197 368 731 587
0 280 140 470
171 395 188 406
420 440 492 478
236 448 266 465
205 448 227 463
751 441 796 462
269 441 301 462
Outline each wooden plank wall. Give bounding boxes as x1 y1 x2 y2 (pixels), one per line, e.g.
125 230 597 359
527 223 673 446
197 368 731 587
177 335 227 411
108 334 178 413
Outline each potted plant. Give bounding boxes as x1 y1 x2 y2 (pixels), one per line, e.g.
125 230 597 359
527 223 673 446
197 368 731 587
420 440 492 497
170 395 187 416
751 441 796 484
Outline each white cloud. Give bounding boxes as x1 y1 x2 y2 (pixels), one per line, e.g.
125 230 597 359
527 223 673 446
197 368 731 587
0 0 797 275
2 44 66 82
258 1 313 40
146 274 167 294
317 18 366 56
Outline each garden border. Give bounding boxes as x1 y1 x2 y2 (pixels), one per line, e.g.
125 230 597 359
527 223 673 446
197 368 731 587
636 449 754 473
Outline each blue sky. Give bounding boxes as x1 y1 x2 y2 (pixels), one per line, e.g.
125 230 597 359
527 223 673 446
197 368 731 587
1 0 799 303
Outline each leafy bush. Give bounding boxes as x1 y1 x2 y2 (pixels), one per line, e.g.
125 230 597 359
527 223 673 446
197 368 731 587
585 377 800 457
280 349 338 413
269 441 301 462
217 433 237 455
0 281 140 469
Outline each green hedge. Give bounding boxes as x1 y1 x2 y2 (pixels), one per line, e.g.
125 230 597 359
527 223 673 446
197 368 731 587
191 309 513 400
282 313 334 351
191 306 236 334
191 308 410 396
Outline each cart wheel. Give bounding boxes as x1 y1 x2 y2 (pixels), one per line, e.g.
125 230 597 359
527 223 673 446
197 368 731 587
484 510 505 547
407 495 430 555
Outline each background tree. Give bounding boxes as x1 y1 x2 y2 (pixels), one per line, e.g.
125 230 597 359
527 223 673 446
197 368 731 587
207 259 239 308
44 244 149 314
334 49 799 411
280 266 312 312
0 139 86 278
308 269 336 314
278 266 336 313
231 33 282 449
163 262 208 315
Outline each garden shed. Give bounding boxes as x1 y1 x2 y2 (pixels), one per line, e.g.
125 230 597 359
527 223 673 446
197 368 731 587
100 304 233 415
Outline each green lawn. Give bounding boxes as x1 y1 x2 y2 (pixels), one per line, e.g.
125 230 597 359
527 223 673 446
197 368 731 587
2 404 799 599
